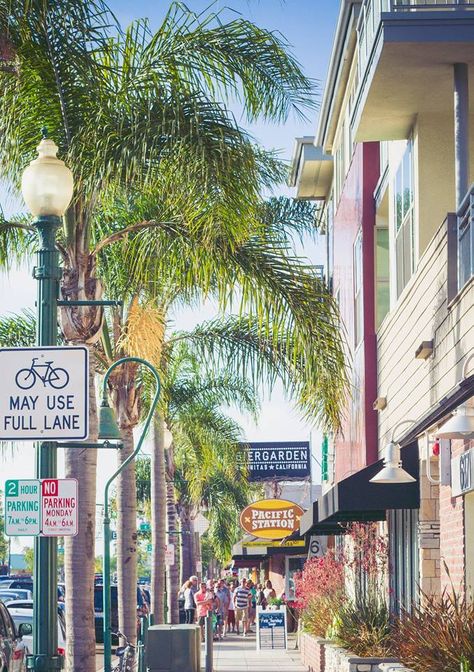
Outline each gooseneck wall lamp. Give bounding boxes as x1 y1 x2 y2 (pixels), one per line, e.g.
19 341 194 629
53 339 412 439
436 353 474 440
101 357 161 672
370 419 417 484
21 132 74 672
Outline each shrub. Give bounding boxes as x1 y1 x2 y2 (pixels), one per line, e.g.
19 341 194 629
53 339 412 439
294 551 345 637
393 591 474 672
329 595 392 657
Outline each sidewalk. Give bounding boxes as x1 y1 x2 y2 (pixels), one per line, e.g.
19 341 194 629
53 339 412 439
204 630 306 672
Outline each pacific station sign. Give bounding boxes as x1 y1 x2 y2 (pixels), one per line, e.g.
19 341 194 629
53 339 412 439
239 498 304 540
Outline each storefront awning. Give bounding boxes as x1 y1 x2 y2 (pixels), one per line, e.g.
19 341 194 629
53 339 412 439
230 556 265 569
302 444 419 536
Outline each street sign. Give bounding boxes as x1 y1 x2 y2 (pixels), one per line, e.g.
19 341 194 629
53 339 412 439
41 479 78 537
4 479 41 536
165 543 175 566
0 346 89 440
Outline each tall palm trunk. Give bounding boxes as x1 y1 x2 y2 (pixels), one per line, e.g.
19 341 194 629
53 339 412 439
165 479 179 624
151 416 166 623
179 506 193 584
116 426 138 645
64 349 98 672
109 363 140 647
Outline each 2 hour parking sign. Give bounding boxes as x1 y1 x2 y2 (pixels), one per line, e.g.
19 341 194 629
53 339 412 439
0 346 89 440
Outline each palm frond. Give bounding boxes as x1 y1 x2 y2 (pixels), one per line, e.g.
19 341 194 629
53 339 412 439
0 310 36 346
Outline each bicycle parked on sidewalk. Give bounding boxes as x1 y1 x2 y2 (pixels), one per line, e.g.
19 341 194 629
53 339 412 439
112 631 137 672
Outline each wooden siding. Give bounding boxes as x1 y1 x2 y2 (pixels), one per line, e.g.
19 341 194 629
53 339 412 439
377 218 474 450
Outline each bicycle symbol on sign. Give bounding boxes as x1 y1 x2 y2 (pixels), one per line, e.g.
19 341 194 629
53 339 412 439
15 358 70 390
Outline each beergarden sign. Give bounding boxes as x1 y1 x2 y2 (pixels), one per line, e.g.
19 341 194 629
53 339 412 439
241 441 311 481
239 498 305 540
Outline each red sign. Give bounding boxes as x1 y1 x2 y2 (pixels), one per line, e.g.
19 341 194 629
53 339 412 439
41 478 78 537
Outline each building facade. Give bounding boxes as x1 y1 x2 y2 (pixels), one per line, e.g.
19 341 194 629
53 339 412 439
291 0 474 609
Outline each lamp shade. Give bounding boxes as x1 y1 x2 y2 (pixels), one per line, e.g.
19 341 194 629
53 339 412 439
98 402 122 441
370 441 416 484
21 137 73 217
436 405 474 440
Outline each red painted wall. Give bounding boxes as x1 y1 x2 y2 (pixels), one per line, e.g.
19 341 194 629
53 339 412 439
333 143 379 483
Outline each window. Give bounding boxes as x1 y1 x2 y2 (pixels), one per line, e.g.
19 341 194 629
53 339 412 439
354 230 363 346
375 228 390 328
285 557 306 601
458 192 474 290
394 140 414 296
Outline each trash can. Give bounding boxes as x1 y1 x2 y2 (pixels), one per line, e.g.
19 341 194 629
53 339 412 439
146 624 201 672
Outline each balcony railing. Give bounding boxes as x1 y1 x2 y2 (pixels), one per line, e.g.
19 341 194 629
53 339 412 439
357 0 474 90
457 185 474 292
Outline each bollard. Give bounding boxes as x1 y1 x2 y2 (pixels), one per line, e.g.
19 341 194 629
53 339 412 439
205 610 213 672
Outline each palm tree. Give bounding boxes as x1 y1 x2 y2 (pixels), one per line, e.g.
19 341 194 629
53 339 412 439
0 1 319 665
160 343 257 618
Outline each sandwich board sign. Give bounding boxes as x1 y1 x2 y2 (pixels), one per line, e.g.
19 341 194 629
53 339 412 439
0 346 89 440
4 478 78 537
256 606 287 651
5 479 41 536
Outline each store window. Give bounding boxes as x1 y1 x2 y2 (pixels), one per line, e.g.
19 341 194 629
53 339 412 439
285 556 306 601
354 230 363 346
388 509 419 615
394 140 415 296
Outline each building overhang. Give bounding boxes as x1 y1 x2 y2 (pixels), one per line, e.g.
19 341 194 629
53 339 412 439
289 137 333 200
301 444 420 537
353 12 474 141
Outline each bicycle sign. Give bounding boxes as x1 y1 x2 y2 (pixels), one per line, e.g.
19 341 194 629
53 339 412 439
0 346 89 440
15 358 70 390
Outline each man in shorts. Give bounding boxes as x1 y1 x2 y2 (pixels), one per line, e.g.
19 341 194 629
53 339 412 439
195 581 213 642
233 577 251 637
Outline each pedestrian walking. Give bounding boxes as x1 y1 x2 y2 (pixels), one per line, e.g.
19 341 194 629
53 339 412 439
227 581 236 633
263 579 276 602
257 583 267 610
247 579 257 628
195 582 213 642
183 579 196 624
215 579 230 638
234 577 251 637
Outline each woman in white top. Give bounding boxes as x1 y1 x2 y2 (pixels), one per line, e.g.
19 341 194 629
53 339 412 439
183 579 196 623
226 581 236 633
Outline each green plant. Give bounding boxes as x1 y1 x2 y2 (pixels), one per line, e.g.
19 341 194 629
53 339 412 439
268 597 284 608
393 591 474 672
330 596 392 657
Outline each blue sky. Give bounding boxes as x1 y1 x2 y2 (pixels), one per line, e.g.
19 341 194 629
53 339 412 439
0 1 340 518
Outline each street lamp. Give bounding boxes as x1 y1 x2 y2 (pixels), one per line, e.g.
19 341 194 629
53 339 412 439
370 420 417 484
21 131 73 672
101 357 161 672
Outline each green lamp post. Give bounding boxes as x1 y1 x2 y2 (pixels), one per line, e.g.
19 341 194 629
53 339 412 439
100 357 161 672
21 132 74 672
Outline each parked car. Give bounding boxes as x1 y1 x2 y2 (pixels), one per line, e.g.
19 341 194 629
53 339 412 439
8 607 66 658
94 585 149 643
0 590 33 604
0 599 30 671
1 581 65 611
